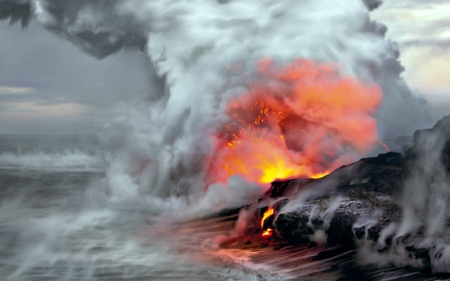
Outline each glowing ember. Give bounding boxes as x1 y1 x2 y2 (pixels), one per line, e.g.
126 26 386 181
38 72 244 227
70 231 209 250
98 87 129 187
210 59 382 184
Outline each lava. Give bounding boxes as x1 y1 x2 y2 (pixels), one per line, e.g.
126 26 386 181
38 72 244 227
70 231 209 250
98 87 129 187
262 229 273 238
261 207 275 238
210 59 382 185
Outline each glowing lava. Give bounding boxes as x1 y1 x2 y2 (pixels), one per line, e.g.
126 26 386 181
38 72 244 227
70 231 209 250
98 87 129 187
262 229 273 238
261 207 275 238
211 59 382 184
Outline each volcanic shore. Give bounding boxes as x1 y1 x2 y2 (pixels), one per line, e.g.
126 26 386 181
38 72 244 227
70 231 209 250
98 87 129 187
233 115 450 275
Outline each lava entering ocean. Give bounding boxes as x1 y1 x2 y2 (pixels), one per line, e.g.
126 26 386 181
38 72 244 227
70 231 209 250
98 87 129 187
261 207 275 238
210 59 382 185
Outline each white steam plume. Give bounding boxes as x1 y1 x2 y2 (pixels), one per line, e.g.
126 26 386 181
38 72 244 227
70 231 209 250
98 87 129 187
354 117 450 273
0 0 434 205
399 116 450 237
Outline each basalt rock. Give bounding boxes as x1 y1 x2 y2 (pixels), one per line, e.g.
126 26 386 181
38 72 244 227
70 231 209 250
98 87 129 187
260 115 450 256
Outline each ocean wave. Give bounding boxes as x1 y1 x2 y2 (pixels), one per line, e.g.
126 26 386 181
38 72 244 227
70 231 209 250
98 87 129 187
0 150 106 171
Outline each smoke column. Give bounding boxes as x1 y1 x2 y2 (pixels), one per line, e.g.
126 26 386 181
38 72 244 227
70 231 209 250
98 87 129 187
0 0 434 206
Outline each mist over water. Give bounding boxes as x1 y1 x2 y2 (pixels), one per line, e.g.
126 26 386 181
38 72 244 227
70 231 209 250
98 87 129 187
0 135 104 171
0 135 287 280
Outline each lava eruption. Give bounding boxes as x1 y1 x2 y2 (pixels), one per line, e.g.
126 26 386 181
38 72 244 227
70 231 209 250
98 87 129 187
209 59 383 185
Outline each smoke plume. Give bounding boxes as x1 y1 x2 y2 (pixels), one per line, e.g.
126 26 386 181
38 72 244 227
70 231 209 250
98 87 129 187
0 0 435 205
399 117 450 237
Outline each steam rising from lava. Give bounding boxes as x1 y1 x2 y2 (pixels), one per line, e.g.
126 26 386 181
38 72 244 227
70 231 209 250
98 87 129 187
0 0 434 206
210 59 382 184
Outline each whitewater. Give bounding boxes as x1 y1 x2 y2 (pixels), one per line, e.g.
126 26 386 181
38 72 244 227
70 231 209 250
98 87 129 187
0 135 276 281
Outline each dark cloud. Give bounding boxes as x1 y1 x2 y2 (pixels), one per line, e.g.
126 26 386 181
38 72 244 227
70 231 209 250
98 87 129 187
0 0 146 58
0 1 31 26
362 0 383 11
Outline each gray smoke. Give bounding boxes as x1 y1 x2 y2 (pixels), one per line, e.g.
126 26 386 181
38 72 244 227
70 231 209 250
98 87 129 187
1 0 146 58
0 0 31 26
0 0 436 204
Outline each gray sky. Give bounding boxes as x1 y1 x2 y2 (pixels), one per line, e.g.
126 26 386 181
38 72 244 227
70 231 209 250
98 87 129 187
0 0 449 135
372 0 450 107
0 21 150 135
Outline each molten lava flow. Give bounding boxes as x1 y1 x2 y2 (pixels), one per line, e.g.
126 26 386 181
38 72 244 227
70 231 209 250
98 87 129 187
262 229 273 238
261 207 274 238
261 207 274 228
210 59 382 185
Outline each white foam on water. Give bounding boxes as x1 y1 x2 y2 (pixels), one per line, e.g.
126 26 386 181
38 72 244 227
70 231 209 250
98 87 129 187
0 150 105 171
0 195 288 281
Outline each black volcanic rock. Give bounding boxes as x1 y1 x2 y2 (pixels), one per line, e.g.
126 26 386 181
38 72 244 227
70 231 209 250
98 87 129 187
266 151 406 247
260 116 450 253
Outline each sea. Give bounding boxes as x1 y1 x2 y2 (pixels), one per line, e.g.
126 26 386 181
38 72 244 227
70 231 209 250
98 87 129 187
0 134 443 281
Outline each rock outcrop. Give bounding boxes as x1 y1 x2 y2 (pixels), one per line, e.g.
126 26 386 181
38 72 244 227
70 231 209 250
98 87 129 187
246 116 450 273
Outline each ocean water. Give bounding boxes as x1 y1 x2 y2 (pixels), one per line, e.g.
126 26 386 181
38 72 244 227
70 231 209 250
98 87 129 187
0 134 440 281
0 134 284 281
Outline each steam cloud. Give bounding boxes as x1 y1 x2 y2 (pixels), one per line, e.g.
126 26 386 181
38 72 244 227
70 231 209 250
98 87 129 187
0 0 435 204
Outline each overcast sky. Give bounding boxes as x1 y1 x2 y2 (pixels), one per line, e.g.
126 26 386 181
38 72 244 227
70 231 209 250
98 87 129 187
372 0 450 104
0 21 151 134
0 0 449 135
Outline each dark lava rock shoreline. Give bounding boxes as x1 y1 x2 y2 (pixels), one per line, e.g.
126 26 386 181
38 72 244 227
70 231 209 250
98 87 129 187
269 151 406 247
248 116 450 274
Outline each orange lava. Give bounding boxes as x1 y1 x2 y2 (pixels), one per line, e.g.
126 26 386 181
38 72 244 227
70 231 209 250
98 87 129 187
262 228 273 238
211 59 382 184
261 207 275 238
261 207 274 228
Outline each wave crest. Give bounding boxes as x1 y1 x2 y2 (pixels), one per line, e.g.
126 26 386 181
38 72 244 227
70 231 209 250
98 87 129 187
0 150 105 171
